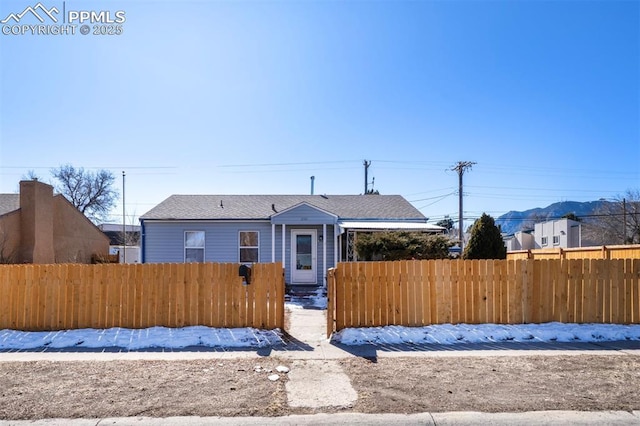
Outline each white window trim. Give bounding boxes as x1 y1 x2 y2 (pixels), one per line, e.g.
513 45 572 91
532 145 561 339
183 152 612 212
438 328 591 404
239 230 260 264
553 235 560 245
184 230 205 263
541 236 548 246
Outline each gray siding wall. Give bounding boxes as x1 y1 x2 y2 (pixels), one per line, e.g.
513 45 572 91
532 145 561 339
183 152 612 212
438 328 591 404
144 221 273 263
143 221 336 285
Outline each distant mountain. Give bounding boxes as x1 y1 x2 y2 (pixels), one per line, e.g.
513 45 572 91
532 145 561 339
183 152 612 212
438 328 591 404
496 200 610 235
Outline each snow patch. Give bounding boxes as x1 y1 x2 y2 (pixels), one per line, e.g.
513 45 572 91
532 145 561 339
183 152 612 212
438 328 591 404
332 322 640 346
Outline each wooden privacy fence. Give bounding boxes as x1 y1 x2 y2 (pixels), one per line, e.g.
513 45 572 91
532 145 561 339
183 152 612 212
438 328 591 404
508 244 640 260
327 259 640 336
0 262 285 331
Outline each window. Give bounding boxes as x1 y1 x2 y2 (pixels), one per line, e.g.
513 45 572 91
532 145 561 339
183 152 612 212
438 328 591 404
239 231 259 263
185 231 205 262
541 236 548 246
553 235 560 245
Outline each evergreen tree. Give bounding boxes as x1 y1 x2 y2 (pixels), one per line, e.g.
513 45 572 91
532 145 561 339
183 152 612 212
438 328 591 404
463 213 507 259
436 216 454 233
562 212 581 222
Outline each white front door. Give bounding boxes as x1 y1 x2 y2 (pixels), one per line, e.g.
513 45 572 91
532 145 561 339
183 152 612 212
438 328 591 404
291 230 317 284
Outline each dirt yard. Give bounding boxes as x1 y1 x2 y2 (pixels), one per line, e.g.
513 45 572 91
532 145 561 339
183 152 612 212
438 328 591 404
0 354 639 420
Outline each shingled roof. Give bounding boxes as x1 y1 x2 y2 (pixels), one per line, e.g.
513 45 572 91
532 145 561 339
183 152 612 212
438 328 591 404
140 194 426 221
0 194 20 216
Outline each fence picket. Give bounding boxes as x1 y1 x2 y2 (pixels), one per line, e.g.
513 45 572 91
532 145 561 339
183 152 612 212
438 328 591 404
406 261 415 325
22 266 34 330
371 261 382 326
633 259 640 323
364 261 375 327
420 260 431 325
623 259 632 323
437 260 451 324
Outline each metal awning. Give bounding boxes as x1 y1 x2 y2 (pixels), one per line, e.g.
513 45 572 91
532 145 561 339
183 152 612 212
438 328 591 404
338 221 444 232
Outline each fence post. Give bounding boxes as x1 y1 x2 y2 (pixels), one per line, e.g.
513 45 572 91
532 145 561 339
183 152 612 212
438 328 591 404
327 267 336 338
521 259 531 323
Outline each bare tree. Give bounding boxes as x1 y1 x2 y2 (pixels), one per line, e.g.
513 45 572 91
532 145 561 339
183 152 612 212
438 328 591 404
583 189 640 245
51 164 118 223
21 170 42 181
119 209 141 246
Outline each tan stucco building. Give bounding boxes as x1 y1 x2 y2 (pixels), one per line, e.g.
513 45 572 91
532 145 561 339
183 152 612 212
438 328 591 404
0 180 109 264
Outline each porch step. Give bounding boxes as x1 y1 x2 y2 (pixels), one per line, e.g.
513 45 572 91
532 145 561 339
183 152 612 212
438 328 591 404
286 284 324 298
285 285 327 309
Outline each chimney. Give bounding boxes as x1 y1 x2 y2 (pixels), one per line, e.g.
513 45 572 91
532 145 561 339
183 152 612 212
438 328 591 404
20 180 55 263
310 176 315 195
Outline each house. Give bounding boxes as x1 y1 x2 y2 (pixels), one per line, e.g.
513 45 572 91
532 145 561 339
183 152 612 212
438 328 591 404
534 218 581 249
0 180 110 263
98 223 142 263
503 229 535 251
503 218 583 252
140 194 443 288
98 223 141 246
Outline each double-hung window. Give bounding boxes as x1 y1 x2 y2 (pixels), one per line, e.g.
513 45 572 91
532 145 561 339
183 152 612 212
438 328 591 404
553 235 560 245
239 231 259 263
185 231 205 262
541 236 548 246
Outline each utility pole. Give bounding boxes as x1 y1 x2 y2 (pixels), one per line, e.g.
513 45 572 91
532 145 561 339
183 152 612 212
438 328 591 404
451 161 476 251
122 171 126 263
363 160 371 193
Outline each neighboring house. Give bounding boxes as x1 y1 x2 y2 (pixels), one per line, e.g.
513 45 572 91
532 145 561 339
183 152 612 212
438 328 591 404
98 223 142 263
98 223 141 246
0 180 110 264
535 218 581 249
504 230 535 251
140 194 443 287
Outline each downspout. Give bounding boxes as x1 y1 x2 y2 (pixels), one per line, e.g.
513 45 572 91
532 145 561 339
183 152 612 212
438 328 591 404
140 219 146 263
579 223 582 247
334 223 339 266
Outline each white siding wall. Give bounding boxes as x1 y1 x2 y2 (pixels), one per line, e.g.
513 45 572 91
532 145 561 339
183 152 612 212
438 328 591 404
534 219 581 249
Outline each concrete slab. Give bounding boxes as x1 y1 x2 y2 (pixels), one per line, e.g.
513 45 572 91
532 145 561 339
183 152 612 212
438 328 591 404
285 359 358 409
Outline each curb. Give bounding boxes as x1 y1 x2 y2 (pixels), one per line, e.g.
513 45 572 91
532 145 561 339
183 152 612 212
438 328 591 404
1 411 640 425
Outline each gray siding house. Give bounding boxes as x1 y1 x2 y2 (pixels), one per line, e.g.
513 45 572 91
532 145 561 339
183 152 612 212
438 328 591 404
140 194 442 288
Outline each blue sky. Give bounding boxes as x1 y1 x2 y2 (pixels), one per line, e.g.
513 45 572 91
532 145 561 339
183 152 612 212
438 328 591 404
1 0 638 229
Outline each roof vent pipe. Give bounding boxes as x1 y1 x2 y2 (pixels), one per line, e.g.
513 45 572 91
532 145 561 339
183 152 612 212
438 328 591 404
310 176 315 195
